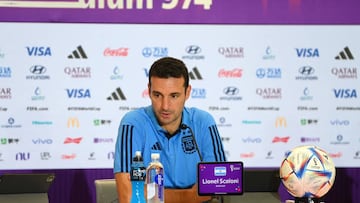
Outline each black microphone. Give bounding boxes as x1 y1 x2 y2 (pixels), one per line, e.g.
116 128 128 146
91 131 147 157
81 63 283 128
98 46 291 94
180 124 203 162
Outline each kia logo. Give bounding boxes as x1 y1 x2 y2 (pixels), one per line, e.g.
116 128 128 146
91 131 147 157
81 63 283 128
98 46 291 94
299 66 314 75
223 87 239 96
30 65 46 74
185 45 201 55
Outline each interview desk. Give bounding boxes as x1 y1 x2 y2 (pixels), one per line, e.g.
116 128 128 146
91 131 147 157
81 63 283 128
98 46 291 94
223 192 280 203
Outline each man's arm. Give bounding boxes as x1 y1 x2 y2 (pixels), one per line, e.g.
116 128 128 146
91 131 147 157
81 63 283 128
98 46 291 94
115 172 131 203
165 184 211 203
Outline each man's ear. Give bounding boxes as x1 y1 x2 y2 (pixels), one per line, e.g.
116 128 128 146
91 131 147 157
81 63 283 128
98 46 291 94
185 85 192 100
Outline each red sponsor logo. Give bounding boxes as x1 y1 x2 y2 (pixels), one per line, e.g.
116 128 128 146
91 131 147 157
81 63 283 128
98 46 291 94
103 48 129 57
240 152 255 158
329 152 342 158
218 68 243 78
272 136 290 143
64 137 83 144
61 153 76 159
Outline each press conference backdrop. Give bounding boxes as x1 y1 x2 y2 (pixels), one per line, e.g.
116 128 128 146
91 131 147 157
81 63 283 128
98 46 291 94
0 23 359 169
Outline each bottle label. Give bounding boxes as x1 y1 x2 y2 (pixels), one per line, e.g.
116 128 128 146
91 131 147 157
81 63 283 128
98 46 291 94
155 173 164 200
131 167 146 181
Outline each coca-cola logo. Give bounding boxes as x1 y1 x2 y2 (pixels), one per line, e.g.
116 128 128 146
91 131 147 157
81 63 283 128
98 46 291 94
218 68 242 78
103 48 129 56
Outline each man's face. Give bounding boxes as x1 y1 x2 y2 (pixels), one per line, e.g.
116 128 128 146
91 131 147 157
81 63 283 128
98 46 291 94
149 76 191 132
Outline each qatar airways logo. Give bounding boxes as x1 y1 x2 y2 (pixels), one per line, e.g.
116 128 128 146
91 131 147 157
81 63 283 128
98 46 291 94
331 68 357 79
256 88 281 99
103 48 129 57
218 68 242 78
218 47 244 58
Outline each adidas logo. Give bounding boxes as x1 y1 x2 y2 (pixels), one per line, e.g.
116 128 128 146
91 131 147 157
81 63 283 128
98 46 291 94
107 87 126 100
189 67 203 80
68 45 88 59
151 142 162 150
335 46 354 60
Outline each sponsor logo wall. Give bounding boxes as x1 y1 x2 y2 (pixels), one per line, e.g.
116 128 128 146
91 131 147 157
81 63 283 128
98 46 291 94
0 23 359 169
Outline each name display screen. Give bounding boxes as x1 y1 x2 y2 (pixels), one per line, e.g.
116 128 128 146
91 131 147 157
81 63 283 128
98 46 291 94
197 162 243 196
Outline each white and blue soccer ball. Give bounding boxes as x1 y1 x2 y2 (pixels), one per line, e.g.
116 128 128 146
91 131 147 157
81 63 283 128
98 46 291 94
280 145 336 198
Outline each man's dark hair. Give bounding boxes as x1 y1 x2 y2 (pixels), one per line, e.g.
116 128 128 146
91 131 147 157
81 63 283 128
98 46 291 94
148 57 189 89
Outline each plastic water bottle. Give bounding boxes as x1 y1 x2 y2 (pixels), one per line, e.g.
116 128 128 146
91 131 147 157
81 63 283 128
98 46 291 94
130 151 146 203
146 153 164 203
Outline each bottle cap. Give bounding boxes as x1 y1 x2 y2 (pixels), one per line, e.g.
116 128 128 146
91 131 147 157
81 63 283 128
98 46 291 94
151 153 160 160
135 151 141 157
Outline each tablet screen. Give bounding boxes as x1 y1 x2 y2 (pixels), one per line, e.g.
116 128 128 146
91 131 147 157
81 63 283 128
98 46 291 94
197 162 243 196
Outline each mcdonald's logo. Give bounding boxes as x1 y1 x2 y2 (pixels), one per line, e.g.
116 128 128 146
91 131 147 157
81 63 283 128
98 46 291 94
275 117 287 127
67 118 80 128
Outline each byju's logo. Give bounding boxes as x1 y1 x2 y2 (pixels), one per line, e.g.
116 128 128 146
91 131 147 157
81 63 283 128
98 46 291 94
26 46 52 56
67 45 88 59
333 89 357 99
66 88 91 98
295 48 319 58
335 47 354 60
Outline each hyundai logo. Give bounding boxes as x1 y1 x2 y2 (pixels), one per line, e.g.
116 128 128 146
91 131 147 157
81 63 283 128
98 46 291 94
223 87 239 96
299 66 315 75
185 45 201 55
30 65 46 74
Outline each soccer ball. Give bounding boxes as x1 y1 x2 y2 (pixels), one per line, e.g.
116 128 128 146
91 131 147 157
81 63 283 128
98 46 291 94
280 145 336 198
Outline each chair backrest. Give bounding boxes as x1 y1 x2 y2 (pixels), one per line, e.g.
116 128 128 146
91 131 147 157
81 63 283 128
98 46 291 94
94 179 118 203
0 173 55 203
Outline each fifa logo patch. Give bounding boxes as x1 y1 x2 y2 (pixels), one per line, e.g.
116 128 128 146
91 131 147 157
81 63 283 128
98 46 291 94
181 136 196 154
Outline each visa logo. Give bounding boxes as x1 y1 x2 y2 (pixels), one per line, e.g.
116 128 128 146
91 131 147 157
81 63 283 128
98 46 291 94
214 166 226 176
66 89 91 98
26 46 52 56
296 48 319 57
333 89 357 98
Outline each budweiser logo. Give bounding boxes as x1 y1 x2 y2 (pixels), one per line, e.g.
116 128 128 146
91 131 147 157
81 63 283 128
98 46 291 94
272 136 290 143
64 137 83 144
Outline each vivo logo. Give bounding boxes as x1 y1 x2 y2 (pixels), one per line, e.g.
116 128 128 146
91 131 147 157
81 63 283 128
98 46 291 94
330 120 350 126
66 89 91 98
333 89 357 98
242 137 262 143
26 46 52 56
32 138 53 144
296 48 319 57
